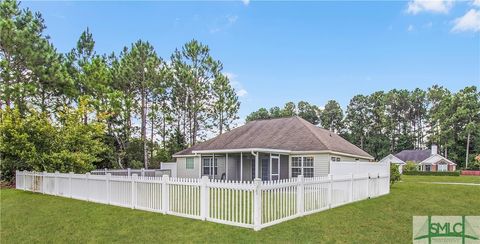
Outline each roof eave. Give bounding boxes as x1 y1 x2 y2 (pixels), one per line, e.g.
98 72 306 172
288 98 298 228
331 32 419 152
174 149 374 160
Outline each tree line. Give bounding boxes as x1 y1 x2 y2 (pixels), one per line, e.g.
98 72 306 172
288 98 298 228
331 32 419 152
0 0 240 180
246 87 480 169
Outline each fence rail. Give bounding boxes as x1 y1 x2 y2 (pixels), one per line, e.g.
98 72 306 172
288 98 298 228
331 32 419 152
15 170 389 230
91 168 171 177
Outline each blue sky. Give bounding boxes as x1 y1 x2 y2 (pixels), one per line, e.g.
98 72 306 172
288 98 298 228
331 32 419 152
24 0 480 121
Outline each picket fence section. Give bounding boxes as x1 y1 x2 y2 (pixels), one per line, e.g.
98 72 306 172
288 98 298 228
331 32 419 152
15 170 389 230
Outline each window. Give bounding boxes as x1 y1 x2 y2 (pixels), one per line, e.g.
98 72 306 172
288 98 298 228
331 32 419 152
203 157 218 176
292 157 302 177
291 156 314 178
336 157 341 162
186 158 194 169
425 165 431 172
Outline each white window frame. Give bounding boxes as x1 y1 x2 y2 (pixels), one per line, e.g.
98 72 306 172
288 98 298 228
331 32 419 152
291 156 314 178
202 157 218 176
186 157 194 170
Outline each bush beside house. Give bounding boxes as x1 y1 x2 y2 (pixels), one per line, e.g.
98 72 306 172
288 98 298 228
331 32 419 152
390 164 401 185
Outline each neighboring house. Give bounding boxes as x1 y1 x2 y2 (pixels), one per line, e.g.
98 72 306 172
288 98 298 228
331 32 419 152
379 145 456 173
173 116 374 181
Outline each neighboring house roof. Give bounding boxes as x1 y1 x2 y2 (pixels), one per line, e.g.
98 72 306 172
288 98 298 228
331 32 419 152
174 116 373 159
378 154 406 165
394 150 431 163
386 149 457 165
419 154 456 165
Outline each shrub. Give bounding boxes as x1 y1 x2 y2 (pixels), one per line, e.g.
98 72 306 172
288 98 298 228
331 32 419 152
390 164 401 185
403 171 460 176
403 161 418 172
0 103 107 182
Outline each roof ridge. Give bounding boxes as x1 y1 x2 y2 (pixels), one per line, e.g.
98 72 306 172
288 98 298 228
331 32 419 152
295 117 329 150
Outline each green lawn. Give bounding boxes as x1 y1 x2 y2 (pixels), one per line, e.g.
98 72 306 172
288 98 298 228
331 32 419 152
1 176 479 243
401 175 480 184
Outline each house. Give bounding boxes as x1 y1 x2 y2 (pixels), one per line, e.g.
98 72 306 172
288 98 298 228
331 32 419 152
379 145 456 173
173 116 374 181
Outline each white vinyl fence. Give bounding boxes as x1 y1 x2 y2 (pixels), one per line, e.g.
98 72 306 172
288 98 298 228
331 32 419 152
15 170 389 230
91 168 172 177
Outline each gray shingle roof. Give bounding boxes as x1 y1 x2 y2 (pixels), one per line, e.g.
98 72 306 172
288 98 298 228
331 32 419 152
174 116 373 159
394 149 431 163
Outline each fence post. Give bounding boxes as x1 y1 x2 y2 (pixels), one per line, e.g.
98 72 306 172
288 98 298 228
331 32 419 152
106 173 111 204
127 168 131 177
161 175 169 214
85 173 90 201
23 170 27 191
141 168 145 177
253 178 262 231
42 171 47 194
367 173 370 199
15 170 19 189
328 174 333 208
349 173 354 202
55 171 59 196
131 174 137 209
296 175 304 216
104 168 108 175
200 176 209 220
69 172 73 198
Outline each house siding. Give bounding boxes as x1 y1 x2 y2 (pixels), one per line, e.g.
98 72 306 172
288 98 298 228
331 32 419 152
178 152 371 179
314 154 331 176
176 156 201 178
290 153 330 177
331 154 370 162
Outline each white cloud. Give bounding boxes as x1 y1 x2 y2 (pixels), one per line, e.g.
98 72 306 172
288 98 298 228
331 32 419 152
237 89 248 97
209 28 221 34
406 0 453 14
242 0 250 6
423 21 433 28
473 0 480 7
224 72 248 97
452 9 480 32
227 15 238 24
408 24 415 31
209 15 238 34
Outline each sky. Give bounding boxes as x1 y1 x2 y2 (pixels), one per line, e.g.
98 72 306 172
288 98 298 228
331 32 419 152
23 0 480 121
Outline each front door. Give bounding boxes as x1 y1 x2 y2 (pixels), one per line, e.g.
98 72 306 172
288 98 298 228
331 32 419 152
261 158 269 181
270 156 280 180
438 163 447 172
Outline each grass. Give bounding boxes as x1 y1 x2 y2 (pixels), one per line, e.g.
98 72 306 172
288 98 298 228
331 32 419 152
401 175 480 184
1 176 479 243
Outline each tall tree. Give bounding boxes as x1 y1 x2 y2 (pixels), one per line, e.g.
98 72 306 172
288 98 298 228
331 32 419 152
210 73 240 135
283 102 296 117
451 86 480 168
344 95 370 149
66 28 96 123
245 108 270 122
320 100 344 133
409 88 427 149
297 101 320 125
121 41 161 169
0 0 70 115
427 85 454 157
171 39 222 145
